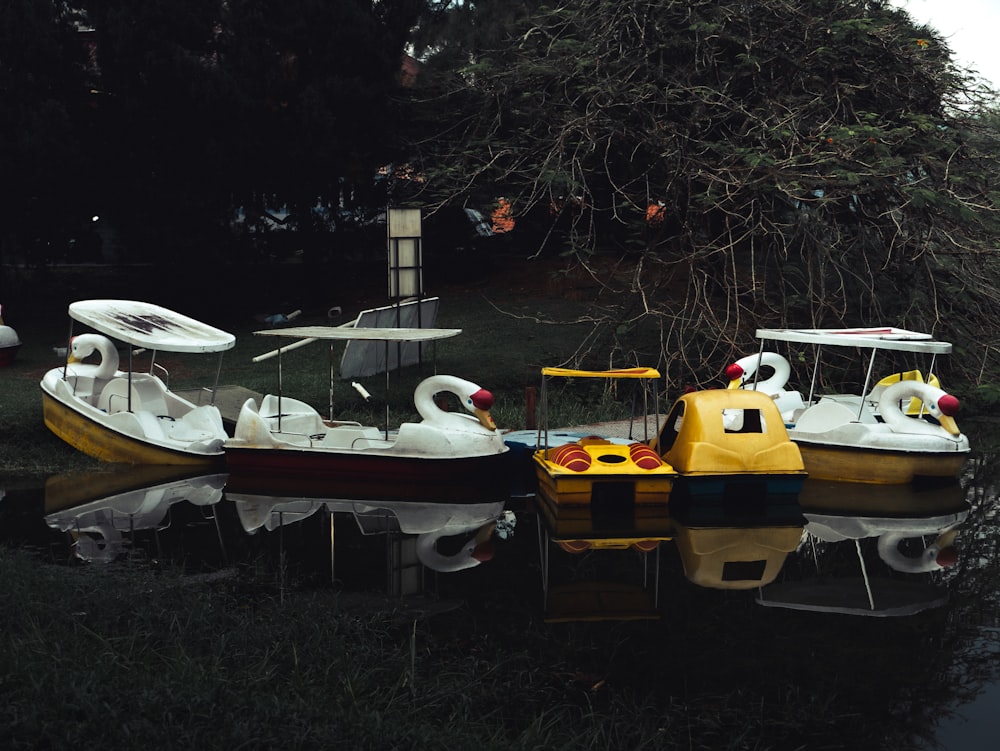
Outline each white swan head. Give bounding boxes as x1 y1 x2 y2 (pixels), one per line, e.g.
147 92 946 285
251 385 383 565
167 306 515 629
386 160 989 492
68 333 120 379
724 352 805 422
725 352 792 394
414 375 498 431
877 528 959 573
879 380 962 436
415 521 497 572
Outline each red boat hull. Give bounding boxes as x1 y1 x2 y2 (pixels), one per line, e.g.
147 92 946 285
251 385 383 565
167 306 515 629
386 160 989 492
224 447 511 504
0 344 20 366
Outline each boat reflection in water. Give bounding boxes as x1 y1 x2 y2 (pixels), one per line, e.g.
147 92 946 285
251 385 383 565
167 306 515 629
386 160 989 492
44 466 228 562
534 467 806 622
758 477 969 616
533 494 673 623
226 474 516 585
39 464 969 620
42 469 517 591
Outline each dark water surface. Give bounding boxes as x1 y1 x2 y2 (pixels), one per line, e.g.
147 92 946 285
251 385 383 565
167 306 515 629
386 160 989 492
2 428 999 750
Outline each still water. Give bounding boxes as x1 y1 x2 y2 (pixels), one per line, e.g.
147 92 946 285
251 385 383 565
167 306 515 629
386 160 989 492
2 433 999 750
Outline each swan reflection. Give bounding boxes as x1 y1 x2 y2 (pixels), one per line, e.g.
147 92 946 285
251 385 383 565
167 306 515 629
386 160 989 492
758 478 969 616
44 467 227 562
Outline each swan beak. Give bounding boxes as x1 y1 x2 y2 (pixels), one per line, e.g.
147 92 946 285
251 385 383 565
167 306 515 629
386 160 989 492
724 363 744 390
474 407 497 431
936 528 959 548
937 414 961 436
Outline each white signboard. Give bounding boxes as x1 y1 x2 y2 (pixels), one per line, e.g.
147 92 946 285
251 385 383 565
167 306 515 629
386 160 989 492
339 297 441 379
387 207 423 298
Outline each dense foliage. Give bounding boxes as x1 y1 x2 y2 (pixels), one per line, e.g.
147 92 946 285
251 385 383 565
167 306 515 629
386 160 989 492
1 0 421 267
0 1 92 262
404 0 1000 386
3 0 1000 388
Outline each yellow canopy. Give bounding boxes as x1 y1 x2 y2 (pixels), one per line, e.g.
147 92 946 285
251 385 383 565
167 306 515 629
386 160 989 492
541 366 661 379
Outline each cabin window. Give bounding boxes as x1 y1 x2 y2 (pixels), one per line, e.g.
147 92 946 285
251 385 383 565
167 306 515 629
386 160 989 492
656 402 685 455
722 559 767 582
723 408 767 434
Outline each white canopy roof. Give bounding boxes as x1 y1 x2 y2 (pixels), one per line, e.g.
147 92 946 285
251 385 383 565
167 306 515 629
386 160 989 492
254 326 462 342
756 327 952 354
69 300 236 353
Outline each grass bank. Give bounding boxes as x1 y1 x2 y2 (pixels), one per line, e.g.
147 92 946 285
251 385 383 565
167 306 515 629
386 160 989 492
0 538 944 751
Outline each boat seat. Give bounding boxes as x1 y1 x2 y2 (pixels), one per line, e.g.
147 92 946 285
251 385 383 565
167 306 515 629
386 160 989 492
129 376 170 416
98 376 170 416
62 371 99 406
98 378 141 414
793 399 859 434
135 410 167 440
811 394 878 423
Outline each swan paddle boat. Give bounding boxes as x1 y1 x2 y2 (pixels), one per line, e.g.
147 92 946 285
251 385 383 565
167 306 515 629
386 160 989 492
224 325 510 504
726 327 970 483
0 303 21 366
40 300 236 466
531 367 676 509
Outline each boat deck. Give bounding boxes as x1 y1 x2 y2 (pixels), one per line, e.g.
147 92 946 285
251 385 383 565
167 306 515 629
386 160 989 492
175 385 262 432
174 385 661 445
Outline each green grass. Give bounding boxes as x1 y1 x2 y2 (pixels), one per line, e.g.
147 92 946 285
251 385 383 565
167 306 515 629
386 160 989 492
0 534 974 750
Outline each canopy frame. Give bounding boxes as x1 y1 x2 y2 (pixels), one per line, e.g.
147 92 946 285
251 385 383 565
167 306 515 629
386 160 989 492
752 327 952 422
537 367 663 457
251 326 462 435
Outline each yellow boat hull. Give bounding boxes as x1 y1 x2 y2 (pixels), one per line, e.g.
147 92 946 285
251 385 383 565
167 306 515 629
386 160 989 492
673 523 804 590
534 470 674 506
532 492 674 541
532 440 674 507
42 392 224 467
796 442 967 484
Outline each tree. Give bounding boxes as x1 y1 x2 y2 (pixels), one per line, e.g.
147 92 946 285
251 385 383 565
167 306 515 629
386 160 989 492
0 1 92 265
80 0 422 262
403 0 1000 389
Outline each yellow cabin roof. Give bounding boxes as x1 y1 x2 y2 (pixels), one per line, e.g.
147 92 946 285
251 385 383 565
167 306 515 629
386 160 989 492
541 366 661 379
658 389 805 475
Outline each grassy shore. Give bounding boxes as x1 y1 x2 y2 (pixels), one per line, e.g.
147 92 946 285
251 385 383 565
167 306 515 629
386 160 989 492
4 513 985 750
